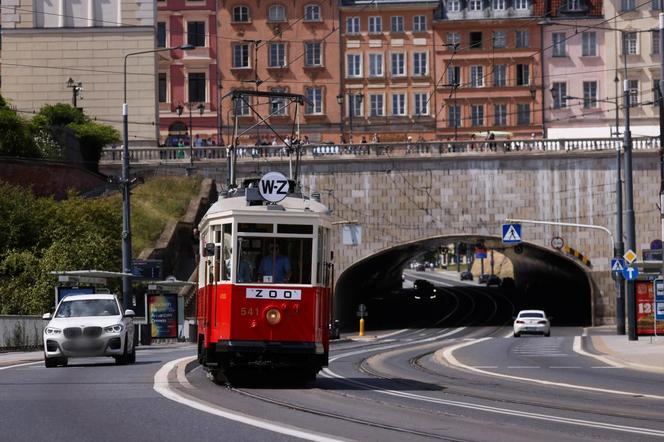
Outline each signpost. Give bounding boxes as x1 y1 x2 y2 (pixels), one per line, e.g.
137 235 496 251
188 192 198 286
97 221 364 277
357 303 368 337
502 223 522 244
132 259 163 280
623 266 639 281
551 236 564 250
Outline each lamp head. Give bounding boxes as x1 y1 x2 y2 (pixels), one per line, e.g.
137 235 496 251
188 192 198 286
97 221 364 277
336 94 344 105
67 78 75 88
197 103 205 114
175 104 184 116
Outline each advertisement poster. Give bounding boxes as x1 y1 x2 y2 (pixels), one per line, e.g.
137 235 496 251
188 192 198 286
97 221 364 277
148 294 178 339
635 281 664 335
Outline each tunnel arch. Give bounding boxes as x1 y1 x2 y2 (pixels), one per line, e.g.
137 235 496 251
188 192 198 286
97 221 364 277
334 235 594 328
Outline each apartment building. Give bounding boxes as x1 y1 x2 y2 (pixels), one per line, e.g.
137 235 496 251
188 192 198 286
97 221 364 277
433 0 544 139
1 0 157 142
340 0 438 141
217 0 341 143
542 0 605 138
605 0 662 138
157 0 219 146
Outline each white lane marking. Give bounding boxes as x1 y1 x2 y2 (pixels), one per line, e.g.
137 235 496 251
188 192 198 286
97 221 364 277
503 330 514 338
440 338 664 400
591 366 621 369
320 367 664 438
375 329 410 340
474 366 499 369
550 367 582 369
154 357 346 442
507 366 540 369
572 336 624 369
0 361 42 371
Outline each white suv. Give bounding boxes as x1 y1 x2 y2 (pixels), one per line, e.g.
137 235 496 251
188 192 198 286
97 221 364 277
42 294 136 367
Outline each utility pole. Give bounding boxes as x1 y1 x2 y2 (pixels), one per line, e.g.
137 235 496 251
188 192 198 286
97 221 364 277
622 30 638 341
615 143 625 335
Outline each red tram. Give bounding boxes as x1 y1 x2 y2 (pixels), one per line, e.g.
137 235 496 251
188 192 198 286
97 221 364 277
196 179 333 382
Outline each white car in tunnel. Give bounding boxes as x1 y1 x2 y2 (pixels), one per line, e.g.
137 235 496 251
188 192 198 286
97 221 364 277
513 310 550 337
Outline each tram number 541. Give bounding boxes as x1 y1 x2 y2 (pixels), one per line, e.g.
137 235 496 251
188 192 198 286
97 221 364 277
246 288 302 300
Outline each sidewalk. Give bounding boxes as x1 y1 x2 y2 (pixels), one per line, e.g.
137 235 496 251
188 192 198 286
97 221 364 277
585 326 664 374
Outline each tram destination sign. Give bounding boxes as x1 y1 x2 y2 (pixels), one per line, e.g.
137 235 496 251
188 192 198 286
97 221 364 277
259 171 290 203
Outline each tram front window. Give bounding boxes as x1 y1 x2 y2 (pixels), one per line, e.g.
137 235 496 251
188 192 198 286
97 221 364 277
237 237 312 284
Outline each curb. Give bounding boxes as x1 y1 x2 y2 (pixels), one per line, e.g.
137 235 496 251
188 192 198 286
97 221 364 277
581 334 664 375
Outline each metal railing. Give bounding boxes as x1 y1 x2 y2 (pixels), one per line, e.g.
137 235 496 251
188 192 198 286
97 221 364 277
100 137 660 164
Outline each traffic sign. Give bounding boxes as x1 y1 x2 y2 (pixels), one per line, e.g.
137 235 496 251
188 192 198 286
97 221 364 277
656 279 664 321
624 249 637 264
610 258 625 273
475 248 487 259
502 223 522 244
551 236 564 250
357 303 368 317
622 266 639 281
258 171 290 203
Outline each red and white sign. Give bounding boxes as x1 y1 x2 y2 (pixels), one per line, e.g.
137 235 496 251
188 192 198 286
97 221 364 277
635 281 664 335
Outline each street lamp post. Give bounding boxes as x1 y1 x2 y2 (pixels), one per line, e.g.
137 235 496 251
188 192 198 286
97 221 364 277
66 78 83 108
121 44 193 310
336 94 344 141
346 92 363 141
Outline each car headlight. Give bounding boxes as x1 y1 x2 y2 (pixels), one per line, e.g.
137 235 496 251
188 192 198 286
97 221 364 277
44 327 61 335
104 324 124 333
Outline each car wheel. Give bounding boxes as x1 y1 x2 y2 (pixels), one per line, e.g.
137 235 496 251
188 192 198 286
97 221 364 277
513 332 520 338
115 338 129 365
59 357 68 367
544 331 551 337
44 356 58 368
127 344 136 364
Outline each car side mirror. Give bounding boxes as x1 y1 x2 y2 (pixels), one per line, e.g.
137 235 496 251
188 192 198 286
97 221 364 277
124 309 136 318
42 313 52 320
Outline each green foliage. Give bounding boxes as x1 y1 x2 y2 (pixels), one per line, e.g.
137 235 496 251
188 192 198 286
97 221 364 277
69 121 120 172
0 108 39 158
31 103 86 129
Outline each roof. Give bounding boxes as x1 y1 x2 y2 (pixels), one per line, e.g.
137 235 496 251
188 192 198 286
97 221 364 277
206 194 330 216
50 270 132 278
60 294 117 301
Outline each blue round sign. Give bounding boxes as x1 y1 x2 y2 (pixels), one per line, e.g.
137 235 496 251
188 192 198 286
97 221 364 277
622 266 639 281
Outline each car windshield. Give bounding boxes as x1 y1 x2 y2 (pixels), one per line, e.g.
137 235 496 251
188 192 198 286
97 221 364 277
55 299 120 318
519 312 544 318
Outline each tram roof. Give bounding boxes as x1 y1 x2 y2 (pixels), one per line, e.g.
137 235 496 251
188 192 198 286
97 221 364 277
205 193 330 219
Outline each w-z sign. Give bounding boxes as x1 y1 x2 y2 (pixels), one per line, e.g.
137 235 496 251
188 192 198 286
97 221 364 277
259 171 290 203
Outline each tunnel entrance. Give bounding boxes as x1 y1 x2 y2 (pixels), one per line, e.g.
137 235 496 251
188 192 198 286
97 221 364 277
334 236 592 331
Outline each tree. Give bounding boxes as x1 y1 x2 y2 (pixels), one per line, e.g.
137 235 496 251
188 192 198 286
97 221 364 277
0 107 39 158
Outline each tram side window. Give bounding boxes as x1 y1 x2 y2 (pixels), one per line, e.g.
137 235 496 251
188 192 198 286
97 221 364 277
236 236 312 284
317 227 328 284
222 224 232 281
199 228 209 286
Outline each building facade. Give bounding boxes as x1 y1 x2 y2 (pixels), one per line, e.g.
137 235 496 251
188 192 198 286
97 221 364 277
433 0 544 140
217 0 341 144
542 0 606 138
157 0 219 146
1 0 158 142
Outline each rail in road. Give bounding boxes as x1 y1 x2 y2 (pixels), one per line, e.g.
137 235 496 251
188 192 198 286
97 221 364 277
100 136 660 164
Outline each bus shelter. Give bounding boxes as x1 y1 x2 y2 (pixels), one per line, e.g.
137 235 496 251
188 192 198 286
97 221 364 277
145 278 195 342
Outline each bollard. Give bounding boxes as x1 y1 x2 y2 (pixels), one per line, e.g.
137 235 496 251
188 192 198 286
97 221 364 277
359 318 365 337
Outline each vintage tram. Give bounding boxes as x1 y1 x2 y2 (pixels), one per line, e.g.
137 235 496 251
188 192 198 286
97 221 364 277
196 176 333 382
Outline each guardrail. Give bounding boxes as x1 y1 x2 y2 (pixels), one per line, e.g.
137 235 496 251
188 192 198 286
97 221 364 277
100 137 660 164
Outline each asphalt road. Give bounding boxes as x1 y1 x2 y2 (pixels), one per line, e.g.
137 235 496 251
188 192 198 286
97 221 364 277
2 272 663 441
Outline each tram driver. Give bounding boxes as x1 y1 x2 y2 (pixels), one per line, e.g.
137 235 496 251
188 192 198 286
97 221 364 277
258 242 291 283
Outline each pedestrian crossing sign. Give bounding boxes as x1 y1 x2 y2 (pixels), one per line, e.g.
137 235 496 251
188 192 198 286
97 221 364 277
502 223 522 244
610 258 625 273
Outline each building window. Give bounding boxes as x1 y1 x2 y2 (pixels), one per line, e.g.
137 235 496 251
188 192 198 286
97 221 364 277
516 64 529 86
565 0 583 9
582 32 596 56
654 79 662 106
346 16 360 34
391 53 406 76
583 81 597 108
305 42 322 66
268 4 286 22
470 65 484 87
470 32 483 49
368 16 382 33
348 94 363 117
268 43 286 68
653 30 660 55
347 54 362 77
391 16 404 33
515 0 528 9
627 79 639 106
233 5 250 22
304 4 321 21
187 21 205 47
493 64 506 86
469 0 482 10
494 104 507 126
188 73 206 103
493 31 506 48
413 52 427 76
370 94 384 116
448 105 461 128
414 93 429 116
622 0 635 11
471 105 484 126
447 32 461 49
233 43 250 68
369 53 384 77
551 82 566 108
270 88 287 115
517 103 530 125
157 22 166 48
413 15 426 32
158 73 167 103
392 93 406 116
305 87 323 114
233 94 250 116
653 0 663 10
552 32 566 57
516 30 529 48
447 0 461 12
447 65 460 86
493 0 506 9
623 32 637 55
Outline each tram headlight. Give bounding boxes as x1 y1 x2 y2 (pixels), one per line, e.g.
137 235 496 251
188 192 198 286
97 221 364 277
265 308 282 325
